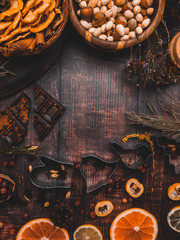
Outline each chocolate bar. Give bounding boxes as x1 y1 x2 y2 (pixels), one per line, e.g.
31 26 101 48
33 84 65 140
0 94 31 146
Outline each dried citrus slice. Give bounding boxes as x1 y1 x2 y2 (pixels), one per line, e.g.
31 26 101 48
73 224 103 240
16 218 69 240
126 178 144 198
110 208 158 240
95 201 114 217
167 206 180 232
168 183 180 201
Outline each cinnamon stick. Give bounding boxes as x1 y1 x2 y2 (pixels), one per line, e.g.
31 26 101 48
44 26 52 39
36 32 45 46
27 38 37 52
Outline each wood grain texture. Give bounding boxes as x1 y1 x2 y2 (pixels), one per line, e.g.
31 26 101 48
0 24 180 240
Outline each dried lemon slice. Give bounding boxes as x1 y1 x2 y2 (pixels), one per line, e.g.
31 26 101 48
73 224 103 240
168 183 180 201
125 178 144 198
95 201 114 217
167 206 180 232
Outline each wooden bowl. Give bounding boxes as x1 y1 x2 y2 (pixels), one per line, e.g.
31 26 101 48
0 0 69 57
69 0 165 51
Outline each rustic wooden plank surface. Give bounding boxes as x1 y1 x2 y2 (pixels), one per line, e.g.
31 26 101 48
0 23 180 240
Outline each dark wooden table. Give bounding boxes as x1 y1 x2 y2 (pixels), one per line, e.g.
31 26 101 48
0 22 180 240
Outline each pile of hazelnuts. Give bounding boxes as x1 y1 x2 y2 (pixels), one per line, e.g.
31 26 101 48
76 0 155 41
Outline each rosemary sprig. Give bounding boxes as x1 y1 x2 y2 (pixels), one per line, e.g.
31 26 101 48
0 145 40 155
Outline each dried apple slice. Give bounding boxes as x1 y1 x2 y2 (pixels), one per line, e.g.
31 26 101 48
0 0 23 21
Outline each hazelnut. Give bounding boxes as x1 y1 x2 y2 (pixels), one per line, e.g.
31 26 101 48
93 7 100 14
89 27 96 33
88 0 99 8
135 26 143 35
99 34 107 40
100 5 107 14
122 3 129 13
100 0 109 6
132 0 141 6
92 12 106 27
147 7 154 15
107 0 114 9
124 27 130 35
115 0 126 7
121 35 129 40
136 13 143 22
141 0 154 8
101 23 106 33
142 18 151 28
129 31 136 38
128 18 137 30
106 20 113 30
80 7 94 21
93 27 102 36
107 36 114 41
133 5 141 15
79 1 87 8
105 8 113 18
127 2 133 10
115 16 127 27
124 10 134 19
116 24 125 36
80 20 92 29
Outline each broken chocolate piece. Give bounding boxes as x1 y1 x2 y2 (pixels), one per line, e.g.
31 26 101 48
0 94 31 146
33 84 65 140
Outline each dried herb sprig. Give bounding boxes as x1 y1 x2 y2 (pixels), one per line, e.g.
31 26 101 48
0 145 40 155
0 60 16 77
126 99 180 139
127 18 180 88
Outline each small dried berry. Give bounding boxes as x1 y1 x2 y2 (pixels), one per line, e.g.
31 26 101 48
0 188 7 195
74 163 80 170
9 160 15 167
108 179 113 185
107 187 113 193
121 178 126 182
2 161 8 167
89 202 95 210
90 211 96 219
0 178 2 183
1 180 8 188
80 208 85 215
23 212 29 219
141 168 146 173
9 228 16 235
0 221 3 228
75 199 81 207
128 198 133 203
122 198 128 204
144 162 149 168
138 166 143 171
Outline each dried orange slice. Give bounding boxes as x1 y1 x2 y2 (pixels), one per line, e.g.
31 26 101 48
16 218 69 240
110 208 158 240
125 178 144 198
167 206 180 232
73 224 103 240
168 183 180 201
95 201 114 217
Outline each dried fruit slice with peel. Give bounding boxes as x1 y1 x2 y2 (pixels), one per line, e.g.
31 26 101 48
16 218 69 240
73 224 103 240
126 178 144 198
95 201 114 217
110 208 158 240
167 206 180 232
168 183 180 201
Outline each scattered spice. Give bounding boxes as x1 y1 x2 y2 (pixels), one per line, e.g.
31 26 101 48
90 211 97 219
51 173 59 178
28 165 32 173
80 208 85 215
2 160 8 167
23 212 29 219
9 159 15 167
75 199 81 207
89 202 95 210
66 191 71 199
122 198 128 204
24 189 32 202
44 201 50 208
